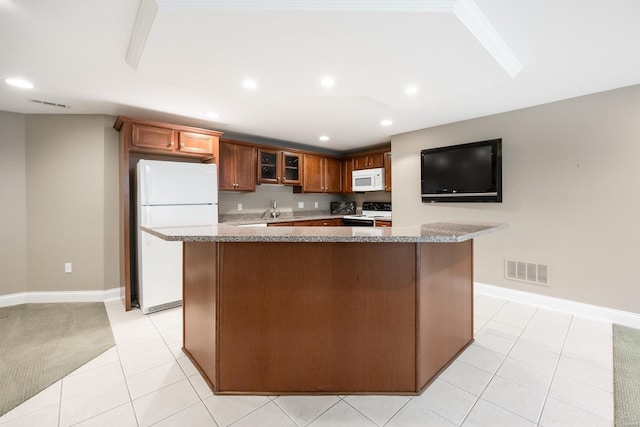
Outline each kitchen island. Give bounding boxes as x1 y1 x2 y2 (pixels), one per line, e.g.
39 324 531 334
144 222 506 395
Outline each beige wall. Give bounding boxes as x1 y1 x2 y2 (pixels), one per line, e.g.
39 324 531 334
0 111 28 295
392 84 640 314
22 114 119 294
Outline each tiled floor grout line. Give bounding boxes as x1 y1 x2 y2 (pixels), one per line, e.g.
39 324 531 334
459 303 539 426
534 314 573 427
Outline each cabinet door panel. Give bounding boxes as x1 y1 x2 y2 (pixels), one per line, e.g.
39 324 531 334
303 154 324 192
324 157 342 193
343 159 354 193
368 153 384 169
258 149 279 183
235 145 256 191
131 124 174 151
178 132 215 156
281 152 302 185
384 151 392 192
218 141 237 191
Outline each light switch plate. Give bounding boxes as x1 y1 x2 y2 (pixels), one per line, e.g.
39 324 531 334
237 203 243 211
298 202 304 208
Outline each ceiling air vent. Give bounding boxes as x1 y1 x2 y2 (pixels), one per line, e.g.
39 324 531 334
505 259 549 286
30 99 70 109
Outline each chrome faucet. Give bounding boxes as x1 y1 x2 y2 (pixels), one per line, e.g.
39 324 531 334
271 200 280 218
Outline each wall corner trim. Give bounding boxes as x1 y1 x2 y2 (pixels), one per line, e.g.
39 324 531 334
475 282 640 329
0 287 122 308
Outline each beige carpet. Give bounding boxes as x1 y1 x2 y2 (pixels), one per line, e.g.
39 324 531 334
0 302 115 416
613 324 640 427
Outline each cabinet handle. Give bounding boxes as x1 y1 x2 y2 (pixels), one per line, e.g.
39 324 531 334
179 142 184 148
170 141 174 147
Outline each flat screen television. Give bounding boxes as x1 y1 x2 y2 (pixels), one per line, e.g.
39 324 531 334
421 139 502 203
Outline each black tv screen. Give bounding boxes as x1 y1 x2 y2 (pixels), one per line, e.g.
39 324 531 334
421 139 502 203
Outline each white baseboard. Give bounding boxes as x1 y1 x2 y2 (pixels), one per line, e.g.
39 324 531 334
475 282 640 329
0 287 122 308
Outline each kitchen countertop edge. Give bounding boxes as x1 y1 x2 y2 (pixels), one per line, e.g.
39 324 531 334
142 222 508 243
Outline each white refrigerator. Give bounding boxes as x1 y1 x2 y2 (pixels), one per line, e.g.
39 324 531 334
136 160 218 314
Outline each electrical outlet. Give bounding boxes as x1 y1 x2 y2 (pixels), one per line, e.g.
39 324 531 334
237 203 243 211
64 262 72 273
298 202 304 209
314 202 319 208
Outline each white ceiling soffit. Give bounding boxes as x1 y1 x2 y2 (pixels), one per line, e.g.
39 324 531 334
126 0 522 77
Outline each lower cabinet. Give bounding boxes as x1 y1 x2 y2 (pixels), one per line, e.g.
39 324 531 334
267 218 344 227
376 220 392 227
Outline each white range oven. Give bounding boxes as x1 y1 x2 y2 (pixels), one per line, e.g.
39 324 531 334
343 202 392 227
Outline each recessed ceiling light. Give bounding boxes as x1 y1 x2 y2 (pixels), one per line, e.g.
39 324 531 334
242 79 257 90
380 119 393 127
320 77 334 88
5 78 34 89
319 135 330 142
206 111 219 120
405 86 418 95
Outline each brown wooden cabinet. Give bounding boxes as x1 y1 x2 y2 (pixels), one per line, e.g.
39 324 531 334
376 220 392 227
258 149 302 185
354 153 384 170
219 140 256 191
384 151 392 192
267 218 343 226
127 121 219 161
315 218 343 226
267 222 294 226
342 158 354 193
302 154 342 193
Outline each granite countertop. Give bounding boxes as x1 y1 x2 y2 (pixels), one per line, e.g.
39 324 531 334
142 222 507 243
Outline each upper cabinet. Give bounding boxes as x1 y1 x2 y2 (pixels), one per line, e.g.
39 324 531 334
353 153 384 170
342 159 354 193
258 149 302 185
301 154 342 193
115 116 222 162
219 140 256 192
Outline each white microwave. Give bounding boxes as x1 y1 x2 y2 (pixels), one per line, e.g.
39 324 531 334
352 168 385 192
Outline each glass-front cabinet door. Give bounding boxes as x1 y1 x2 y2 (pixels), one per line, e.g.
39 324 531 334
281 151 302 185
257 149 302 185
258 149 279 183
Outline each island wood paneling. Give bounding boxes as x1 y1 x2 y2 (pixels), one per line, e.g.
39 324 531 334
216 242 417 393
416 241 473 389
183 241 218 390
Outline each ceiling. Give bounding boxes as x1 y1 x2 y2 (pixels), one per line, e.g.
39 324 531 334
1 0 639 152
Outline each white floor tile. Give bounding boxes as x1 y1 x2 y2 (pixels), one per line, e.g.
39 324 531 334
474 315 491 333
59 376 131 427
166 339 185 358
548 374 613 421
481 376 546 422
152 402 217 427
203 394 270 427
0 381 61 423
462 399 536 427
116 333 166 360
0 403 59 427
479 319 523 340
110 318 158 344
132 378 200 427
508 340 560 370
539 397 613 427
474 295 508 318
555 355 613 392
438 359 493 396
158 325 183 343
177 355 199 377
67 347 119 377
231 401 297 427
125 360 187 400
414 379 478 425
344 395 411 426
495 357 554 392
119 345 176 377
492 302 536 329
562 333 613 370
274 395 340 426
188 373 214 400
457 344 505 374
71 402 137 427
473 330 516 355
385 399 458 427
307 400 377 427
61 361 125 401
